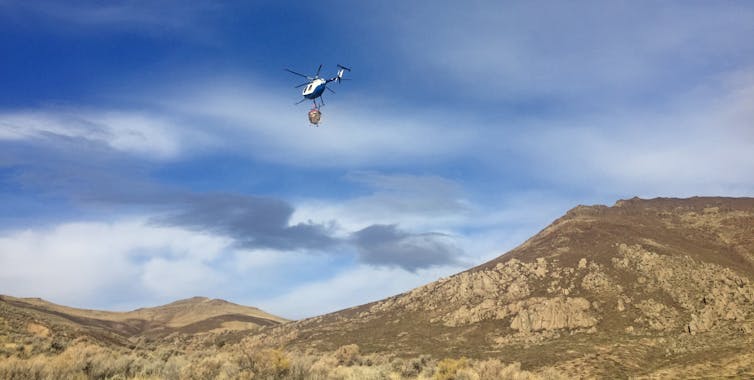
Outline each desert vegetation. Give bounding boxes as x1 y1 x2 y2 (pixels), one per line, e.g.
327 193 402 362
0 338 566 380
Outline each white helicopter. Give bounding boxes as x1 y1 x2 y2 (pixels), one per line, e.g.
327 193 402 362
285 64 350 125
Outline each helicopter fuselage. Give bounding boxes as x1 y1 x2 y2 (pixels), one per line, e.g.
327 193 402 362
302 78 327 99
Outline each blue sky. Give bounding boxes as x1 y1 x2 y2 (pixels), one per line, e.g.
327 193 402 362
1 1 753 319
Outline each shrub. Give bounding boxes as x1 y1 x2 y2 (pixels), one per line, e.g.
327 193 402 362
327 364 392 380
537 367 570 380
308 354 338 379
242 348 291 379
499 362 537 380
184 355 220 380
455 367 481 380
393 354 432 378
478 361 568 380
160 355 190 380
474 359 505 380
0 356 35 380
334 344 361 366
286 353 318 380
434 357 470 380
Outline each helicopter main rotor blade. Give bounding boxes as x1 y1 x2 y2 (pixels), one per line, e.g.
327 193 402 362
295 97 308 105
285 68 311 79
295 82 309 88
315 64 322 77
325 86 336 94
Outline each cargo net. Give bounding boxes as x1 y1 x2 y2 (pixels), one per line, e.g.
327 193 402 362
308 108 322 125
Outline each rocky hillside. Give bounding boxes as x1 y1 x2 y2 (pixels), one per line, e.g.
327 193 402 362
0 295 286 353
249 197 754 377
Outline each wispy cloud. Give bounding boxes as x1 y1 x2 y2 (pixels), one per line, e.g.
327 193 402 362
153 80 474 167
0 1 224 40
0 109 197 159
1 77 474 167
293 171 470 232
379 2 754 106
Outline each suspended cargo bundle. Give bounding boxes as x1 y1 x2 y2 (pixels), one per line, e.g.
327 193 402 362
308 108 322 126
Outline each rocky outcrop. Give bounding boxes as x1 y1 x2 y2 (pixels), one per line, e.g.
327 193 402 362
369 258 541 316
373 236 753 337
613 243 754 333
509 297 597 332
580 270 617 293
441 299 509 327
634 299 679 331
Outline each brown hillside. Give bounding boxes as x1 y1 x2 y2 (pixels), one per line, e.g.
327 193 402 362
248 196 754 378
0 295 286 353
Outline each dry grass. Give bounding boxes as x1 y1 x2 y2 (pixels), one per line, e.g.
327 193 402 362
0 342 565 380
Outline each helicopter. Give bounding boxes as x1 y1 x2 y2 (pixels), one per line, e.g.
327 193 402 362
285 64 350 125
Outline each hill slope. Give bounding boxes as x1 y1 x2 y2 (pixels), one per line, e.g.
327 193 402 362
250 197 754 377
0 295 286 352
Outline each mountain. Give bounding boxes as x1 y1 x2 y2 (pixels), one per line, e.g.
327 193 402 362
250 197 754 377
0 295 286 349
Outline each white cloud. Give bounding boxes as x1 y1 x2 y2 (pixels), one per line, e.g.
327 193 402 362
292 171 470 232
0 80 475 168
155 81 473 167
0 110 199 159
230 248 294 273
0 219 231 308
505 71 754 197
141 258 222 299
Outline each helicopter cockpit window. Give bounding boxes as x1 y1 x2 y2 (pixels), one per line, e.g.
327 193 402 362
306 84 312 91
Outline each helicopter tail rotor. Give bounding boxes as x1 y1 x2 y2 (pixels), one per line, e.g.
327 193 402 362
335 64 351 83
